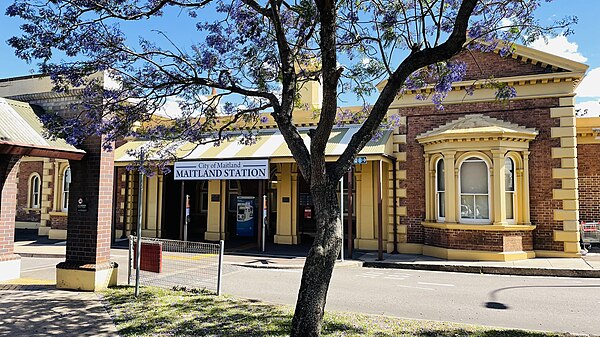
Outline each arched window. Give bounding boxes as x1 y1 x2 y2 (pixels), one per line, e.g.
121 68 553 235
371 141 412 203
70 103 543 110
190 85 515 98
62 167 71 212
29 173 41 208
460 157 489 223
505 157 516 223
435 159 445 221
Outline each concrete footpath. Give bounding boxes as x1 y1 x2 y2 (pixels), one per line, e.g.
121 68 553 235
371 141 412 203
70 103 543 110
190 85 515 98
12 239 600 276
4 240 600 337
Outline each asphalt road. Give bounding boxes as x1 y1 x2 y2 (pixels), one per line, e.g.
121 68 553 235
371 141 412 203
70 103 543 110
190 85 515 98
16 252 600 335
222 266 600 335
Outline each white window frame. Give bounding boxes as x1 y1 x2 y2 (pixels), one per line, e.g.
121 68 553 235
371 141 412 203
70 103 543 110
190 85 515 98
28 173 41 209
459 157 491 224
505 156 517 224
435 158 445 222
62 167 71 212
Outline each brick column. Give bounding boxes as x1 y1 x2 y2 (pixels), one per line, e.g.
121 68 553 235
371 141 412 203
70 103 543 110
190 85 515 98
56 136 118 291
0 154 22 281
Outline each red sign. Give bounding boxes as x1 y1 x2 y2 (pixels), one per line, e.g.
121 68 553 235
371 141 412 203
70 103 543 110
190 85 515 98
304 207 312 219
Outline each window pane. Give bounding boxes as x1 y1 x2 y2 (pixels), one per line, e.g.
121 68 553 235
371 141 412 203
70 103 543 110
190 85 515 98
506 192 514 219
475 195 489 219
461 160 488 194
436 159 445 191
461 196 475 219
64 169 71 192
438 192 445 218
505 158 515 192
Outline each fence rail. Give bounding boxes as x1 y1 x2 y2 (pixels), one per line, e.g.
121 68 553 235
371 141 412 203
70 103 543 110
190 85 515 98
128 236 224 295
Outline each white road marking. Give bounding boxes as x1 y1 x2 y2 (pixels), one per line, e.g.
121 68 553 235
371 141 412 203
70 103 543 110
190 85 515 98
394 284 435 291
418 282 455 287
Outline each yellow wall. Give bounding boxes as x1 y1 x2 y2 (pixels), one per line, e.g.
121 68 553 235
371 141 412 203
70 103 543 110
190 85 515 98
274 163 298 244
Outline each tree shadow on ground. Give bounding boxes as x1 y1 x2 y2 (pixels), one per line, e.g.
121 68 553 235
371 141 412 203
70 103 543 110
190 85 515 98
105 286 363 337
105 286 572 337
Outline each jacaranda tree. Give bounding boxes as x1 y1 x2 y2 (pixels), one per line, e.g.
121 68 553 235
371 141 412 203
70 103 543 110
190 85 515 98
7 0 573 335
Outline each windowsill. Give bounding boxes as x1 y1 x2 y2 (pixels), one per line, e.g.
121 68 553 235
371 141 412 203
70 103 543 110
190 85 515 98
422 221 536 231
49 211 68 217
22 207 41 212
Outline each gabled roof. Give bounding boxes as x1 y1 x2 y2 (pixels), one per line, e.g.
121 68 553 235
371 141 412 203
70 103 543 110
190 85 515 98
0 98 85 160
417 114 538 143
376 41 588 91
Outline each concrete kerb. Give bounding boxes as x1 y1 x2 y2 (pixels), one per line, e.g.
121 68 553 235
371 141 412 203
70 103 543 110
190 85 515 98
362 261 600 278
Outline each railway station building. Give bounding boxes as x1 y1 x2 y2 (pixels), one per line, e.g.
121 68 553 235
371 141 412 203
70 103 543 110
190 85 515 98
1 42 600 288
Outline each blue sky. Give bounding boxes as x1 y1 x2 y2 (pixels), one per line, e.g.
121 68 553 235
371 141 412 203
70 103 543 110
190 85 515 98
0 0 599 116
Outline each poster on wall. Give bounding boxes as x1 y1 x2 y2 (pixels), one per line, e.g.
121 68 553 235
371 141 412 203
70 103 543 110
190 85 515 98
174 159 269 180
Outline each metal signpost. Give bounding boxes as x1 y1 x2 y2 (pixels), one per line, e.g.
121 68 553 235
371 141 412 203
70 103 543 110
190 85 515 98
339 176 344 262
134 156 144 297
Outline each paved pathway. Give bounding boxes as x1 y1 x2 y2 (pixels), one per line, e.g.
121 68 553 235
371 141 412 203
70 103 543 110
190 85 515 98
0 280 118 337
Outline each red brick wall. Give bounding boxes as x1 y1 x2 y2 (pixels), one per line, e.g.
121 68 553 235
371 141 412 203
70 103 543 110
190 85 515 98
424 228 534 252
577 143 600 222
64 135 115 265
15 161 43 222
50 214 68 230
400 97 564 252
0 155 21 258
452 50 558 82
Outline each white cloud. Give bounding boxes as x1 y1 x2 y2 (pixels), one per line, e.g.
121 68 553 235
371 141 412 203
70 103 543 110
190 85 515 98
530 35 588 63
576 67 600 98
575 100 600 118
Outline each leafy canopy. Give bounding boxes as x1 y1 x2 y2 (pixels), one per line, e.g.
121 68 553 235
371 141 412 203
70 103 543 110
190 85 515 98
6 0 574 176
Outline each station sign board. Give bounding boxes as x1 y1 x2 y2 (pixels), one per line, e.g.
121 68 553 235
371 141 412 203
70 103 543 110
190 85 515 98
174 159 269 180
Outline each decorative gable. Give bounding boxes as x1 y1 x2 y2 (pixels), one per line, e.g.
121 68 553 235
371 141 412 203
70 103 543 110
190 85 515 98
417 114 538 145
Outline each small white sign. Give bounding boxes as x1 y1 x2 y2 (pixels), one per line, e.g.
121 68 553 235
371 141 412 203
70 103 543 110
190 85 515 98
174 159 269 180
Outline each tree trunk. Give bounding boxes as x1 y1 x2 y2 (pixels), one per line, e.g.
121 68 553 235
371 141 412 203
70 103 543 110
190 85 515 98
290 181 342 337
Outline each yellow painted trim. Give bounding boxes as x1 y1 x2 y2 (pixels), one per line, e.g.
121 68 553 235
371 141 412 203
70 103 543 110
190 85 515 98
561 179 578 190
551 147 577 158
552 189 578 200
563 220 579 232
551 107 576 118
397 243 423 254
38 226 50 236
564 242 581 254
552 168 577 179
49 211 68 216
551 127 576 138
534 250 581 258
423 245 534 261
553 209 579 221
553 230 580 242
421 222 535 231
56 266 118 291
354 238 383 250
48 229 67 240
274 235 298 245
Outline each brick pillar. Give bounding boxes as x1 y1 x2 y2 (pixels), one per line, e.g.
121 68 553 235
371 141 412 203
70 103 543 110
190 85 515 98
0 154 22 281
56 136 118 291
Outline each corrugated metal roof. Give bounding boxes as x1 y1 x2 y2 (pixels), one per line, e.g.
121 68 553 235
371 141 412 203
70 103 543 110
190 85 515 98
115 126 393 163
0 98 84 154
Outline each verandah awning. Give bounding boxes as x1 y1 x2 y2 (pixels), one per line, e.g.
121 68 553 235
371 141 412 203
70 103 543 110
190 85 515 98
114 126 393 164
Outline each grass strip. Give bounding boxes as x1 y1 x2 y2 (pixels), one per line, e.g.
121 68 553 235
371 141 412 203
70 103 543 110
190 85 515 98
102 286 573 337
